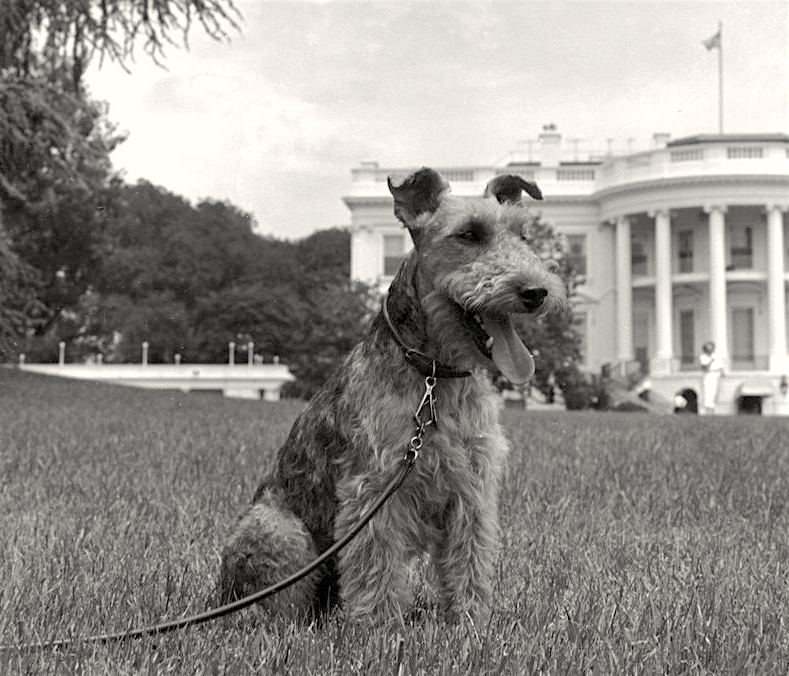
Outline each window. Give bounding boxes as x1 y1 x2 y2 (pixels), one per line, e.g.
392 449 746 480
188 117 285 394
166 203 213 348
670 148 703 162
556 168 596 181
731 308 755 363
565 234 587 277
678 230 694 273
383 234 406 276
727 146 763 159
632 239 648 276
573 312 587 364
633 310 649 374
729 225 753 269
679 310 695 366
634 347 648 375
626 155 651 169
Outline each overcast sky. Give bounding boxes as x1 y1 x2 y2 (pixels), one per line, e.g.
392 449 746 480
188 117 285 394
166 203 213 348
86 0 788 240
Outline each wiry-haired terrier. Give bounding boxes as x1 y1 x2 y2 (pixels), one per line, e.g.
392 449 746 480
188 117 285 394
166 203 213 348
217 168 565 626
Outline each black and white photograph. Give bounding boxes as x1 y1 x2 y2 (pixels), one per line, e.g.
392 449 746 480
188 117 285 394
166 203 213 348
1 0 788 673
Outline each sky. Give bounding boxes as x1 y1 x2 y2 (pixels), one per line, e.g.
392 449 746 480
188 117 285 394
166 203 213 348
85 0 789 240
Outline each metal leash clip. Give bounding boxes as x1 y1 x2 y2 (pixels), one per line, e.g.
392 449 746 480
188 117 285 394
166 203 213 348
407 367 438 464
414 375 437 430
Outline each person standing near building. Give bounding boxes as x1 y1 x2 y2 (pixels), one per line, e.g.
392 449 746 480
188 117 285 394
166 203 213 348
700 341 724 415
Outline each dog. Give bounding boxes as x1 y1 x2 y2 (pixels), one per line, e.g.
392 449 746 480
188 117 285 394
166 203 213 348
217 167 565 626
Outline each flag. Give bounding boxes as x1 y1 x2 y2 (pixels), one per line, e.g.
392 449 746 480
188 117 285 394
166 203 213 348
703 30 721 51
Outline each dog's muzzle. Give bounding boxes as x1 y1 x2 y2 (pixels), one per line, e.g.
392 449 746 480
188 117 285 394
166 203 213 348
519 287 548 313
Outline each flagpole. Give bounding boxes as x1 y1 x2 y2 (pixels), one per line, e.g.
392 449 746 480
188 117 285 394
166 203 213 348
717 21 723 134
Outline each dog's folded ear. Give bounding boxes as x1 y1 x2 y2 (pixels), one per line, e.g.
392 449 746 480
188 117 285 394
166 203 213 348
484 174 543 203
388 168 449 246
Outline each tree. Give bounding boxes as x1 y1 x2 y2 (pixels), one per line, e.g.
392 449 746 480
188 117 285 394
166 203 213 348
0 220 46 359
95 180 200 302
0 1 241 95
1 0 240 208
511 214 585 405
73 181 374 378
189 227 375 394
297 228 353 283
280 228 376 396
0 0 240 361
287 280 375 398
192 282 308 364
0 72 126 345
160 199 274 309
84 291 191 363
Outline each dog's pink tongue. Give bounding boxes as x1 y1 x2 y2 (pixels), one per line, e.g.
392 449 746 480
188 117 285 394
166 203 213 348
482 315 535 385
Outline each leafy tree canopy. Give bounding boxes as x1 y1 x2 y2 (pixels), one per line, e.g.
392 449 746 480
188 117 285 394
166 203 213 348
0 0 241 91
0 0 240 351
0 221 46 358
512 214 584 403
0 0 240 207
12 179 376 398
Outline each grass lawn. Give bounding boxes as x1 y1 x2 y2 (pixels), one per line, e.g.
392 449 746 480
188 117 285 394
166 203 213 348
2 368 789 674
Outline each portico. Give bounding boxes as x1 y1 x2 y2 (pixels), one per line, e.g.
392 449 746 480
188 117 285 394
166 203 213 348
609 201 789 379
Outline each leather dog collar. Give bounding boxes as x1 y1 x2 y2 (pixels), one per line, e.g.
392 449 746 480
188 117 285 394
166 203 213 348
381 295 471 379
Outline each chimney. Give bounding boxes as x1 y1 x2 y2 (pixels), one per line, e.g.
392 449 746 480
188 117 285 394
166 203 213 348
538 123 562 167
652 132 671 147
353 160 380 183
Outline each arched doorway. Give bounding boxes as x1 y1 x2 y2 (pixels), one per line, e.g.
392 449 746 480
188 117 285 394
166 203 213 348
737 396 763 415
675 388 698 414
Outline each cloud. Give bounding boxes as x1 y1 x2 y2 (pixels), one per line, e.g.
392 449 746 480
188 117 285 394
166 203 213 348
86 0 788 239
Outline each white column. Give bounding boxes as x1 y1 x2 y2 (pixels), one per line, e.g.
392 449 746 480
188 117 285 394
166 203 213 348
705 205 729 364
651 209 673 374
615 216 633 369
350 225 377 285
766 204 788 373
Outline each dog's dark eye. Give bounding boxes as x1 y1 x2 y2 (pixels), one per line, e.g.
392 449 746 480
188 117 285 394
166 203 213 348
456 221 486 244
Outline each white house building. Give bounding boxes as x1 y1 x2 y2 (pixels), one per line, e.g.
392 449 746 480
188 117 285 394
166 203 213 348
342 127 789 415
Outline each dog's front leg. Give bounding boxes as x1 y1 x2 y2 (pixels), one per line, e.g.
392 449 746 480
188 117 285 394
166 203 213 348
434 443 504 624
435 496 499 623
333 475 416 626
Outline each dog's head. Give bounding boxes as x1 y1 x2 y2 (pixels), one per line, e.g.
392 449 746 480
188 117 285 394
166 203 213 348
387 168 565 384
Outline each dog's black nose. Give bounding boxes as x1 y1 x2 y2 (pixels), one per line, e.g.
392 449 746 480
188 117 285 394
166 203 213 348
520 287 547 311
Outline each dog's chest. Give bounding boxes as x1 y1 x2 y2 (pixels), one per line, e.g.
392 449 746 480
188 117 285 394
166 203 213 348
433 373 502 436
410 375 508 479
